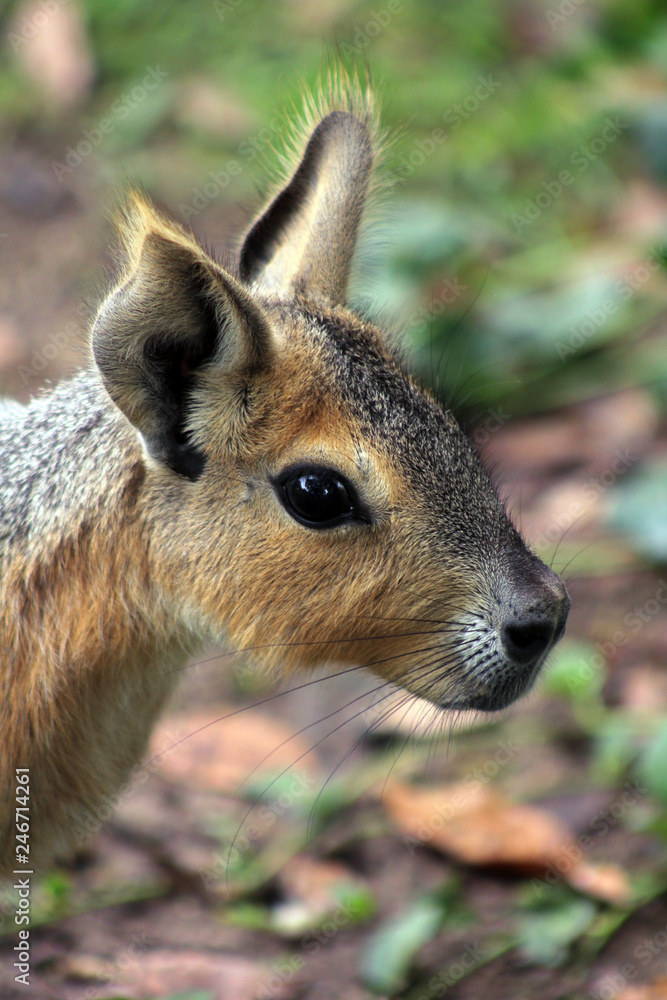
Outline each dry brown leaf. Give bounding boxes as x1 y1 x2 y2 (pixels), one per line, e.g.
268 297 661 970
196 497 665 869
567 860 633 906
59 953 114 981
384 781 633 902
280 854 362 912
272 855 366 934
384 781 571 872
150 706 319 794
617 977 667 1000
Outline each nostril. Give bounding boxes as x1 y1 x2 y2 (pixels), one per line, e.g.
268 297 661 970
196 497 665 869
501 618 554 665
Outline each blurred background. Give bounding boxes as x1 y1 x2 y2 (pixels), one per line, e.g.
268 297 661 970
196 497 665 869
1 1 667 998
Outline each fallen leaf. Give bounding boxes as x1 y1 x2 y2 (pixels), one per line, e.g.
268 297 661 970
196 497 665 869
384 781 571 872
279 854 363 911
567 861 633 906
362 893 447 994
149 706 319 794
383 782 633 903
617 977 667 1000
272 854 373 934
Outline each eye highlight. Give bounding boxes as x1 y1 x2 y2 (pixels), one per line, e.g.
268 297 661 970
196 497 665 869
273 464 370 530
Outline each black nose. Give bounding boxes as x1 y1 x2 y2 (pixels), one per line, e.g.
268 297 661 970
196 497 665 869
498 558 570 668
501 617 555 665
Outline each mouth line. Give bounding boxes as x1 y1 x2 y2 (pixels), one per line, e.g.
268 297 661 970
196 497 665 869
434 655 545 713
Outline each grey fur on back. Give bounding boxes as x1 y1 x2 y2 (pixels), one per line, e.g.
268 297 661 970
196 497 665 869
0 375 135 562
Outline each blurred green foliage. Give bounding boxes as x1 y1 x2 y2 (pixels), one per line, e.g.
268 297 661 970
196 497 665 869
2 6 666 989
1 0 666 423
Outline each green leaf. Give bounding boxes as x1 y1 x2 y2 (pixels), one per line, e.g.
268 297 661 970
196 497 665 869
361 894 447 994
222 901 271 930
637 720 667 804
608 463 667 562
541 640 605 702
592 716 640 784
163 993 214 1000
516 893 598 966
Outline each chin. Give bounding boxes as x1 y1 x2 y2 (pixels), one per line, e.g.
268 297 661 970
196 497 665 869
440 663 542 713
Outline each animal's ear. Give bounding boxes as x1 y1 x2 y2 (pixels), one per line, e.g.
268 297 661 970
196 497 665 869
92 196 272 480
239 109 375 305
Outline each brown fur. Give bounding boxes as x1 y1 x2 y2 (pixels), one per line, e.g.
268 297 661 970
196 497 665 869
0 76 569 875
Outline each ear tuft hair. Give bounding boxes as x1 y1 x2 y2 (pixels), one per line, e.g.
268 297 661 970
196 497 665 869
272 64 385 195
111 191 204 283
239 65 389 306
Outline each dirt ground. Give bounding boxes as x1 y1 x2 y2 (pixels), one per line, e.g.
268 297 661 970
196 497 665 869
1 137 667 1000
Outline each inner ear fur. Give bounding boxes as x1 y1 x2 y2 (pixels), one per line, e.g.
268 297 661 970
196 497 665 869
92 196 272 480
239 95 377 306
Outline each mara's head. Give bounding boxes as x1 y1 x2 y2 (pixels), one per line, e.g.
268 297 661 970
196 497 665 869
91 84 569 713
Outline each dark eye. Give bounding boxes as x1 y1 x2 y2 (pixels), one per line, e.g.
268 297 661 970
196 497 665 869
274 465 368 529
